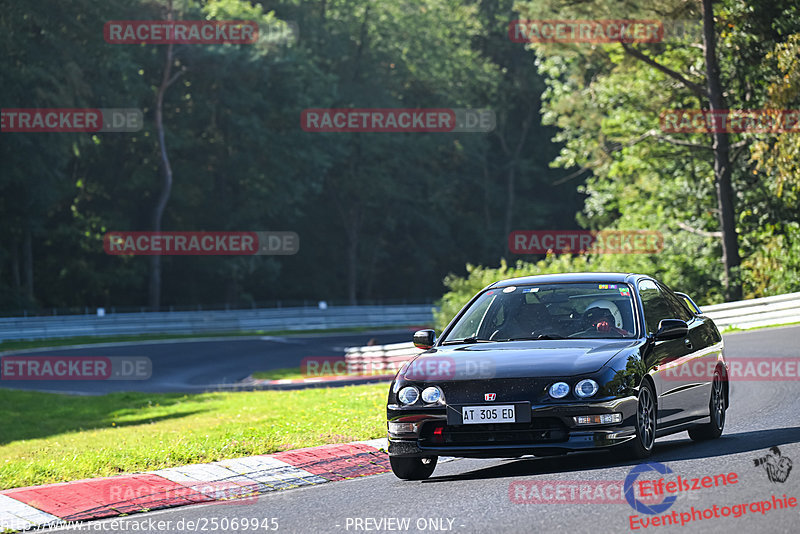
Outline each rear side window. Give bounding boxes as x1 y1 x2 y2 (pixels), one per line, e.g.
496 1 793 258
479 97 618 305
680 295 701 314
659 284 694 322
637 280 674 335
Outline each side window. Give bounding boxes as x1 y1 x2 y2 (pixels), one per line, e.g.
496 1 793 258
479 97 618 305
638 280 674 335
483 297 507 335
679 295 701 314
659 284 694 322
450 294 494 339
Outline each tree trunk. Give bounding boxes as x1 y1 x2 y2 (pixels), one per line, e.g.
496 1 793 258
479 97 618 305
702 0 742 300
148 33 181 310
23 226 33 303
504 166 516 242
346 223 359 306
11 238 21 290
497 108 534 256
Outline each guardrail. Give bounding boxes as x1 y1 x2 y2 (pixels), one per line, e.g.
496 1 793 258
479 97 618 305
2 291 796 345
700 291 800 330
344 342 422 374
0 305 436 343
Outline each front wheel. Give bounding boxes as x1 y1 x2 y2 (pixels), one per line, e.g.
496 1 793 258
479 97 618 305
390 456 437 480
688 367 726 441
624 380 657 459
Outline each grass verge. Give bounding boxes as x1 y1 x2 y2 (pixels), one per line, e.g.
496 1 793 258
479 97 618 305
0 384 389 490
251 367 305 380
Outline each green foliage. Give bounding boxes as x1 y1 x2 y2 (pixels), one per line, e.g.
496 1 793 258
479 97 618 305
750 33 800 200
741 222 800 297
0 0 583 311
1 0 797 313
498 0 800 307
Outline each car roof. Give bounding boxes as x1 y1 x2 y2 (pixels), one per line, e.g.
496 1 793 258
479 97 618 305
488 272 648 288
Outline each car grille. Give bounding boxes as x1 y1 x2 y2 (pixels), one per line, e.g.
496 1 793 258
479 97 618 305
419 418 569 447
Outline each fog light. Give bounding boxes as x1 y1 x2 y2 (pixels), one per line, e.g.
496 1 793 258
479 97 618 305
574 413 623 425
388 422 418 434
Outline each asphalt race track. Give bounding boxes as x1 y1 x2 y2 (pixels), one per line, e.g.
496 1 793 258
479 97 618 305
0 330 411 394
32 325 800 533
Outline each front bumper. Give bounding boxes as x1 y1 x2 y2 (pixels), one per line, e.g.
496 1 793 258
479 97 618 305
387 396 638 458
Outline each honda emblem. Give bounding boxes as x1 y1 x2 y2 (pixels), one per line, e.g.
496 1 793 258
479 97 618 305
485 393 496 401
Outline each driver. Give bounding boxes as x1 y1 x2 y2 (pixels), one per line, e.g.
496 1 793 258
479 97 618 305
584 306 629 336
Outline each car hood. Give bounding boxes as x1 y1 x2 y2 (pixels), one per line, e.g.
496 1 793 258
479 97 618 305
398 339 638 382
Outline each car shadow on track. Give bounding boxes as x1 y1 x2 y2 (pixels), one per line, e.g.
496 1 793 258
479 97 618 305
421 426 800 483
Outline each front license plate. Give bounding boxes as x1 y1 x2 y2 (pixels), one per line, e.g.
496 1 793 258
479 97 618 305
461 405 516 424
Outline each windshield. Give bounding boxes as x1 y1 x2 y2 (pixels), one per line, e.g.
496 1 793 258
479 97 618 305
443 283 637 342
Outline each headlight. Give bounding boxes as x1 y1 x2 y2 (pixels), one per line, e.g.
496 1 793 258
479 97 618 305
421 386 443 404
398 386 419 405
575 379 599 398
549 382 570 399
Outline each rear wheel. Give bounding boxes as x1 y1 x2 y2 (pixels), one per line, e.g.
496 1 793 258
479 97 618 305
389 456 437 480
688 367 726 441
625 380 656 459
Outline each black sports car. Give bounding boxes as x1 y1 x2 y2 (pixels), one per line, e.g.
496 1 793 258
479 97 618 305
387 273 729 480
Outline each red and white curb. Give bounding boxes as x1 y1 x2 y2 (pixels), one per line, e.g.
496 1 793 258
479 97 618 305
0 438 392 532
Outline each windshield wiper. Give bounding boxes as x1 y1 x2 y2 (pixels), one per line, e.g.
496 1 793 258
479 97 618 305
502 334 565 341
441 336 497 345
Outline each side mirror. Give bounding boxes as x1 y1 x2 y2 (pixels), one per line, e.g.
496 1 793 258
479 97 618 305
654 319 688 341
413 329 436 350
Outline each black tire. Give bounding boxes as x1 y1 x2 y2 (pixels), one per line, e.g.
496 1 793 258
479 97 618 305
389 456 437 480
625 380 657 459
688 367 726 441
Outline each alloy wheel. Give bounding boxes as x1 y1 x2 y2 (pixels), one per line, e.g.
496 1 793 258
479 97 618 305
637 386 655 450
712 371 725 430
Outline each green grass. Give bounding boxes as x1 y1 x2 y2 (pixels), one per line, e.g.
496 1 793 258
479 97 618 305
250 367 394 381
251 367 305 380
0 325 411 353
0 384 389 490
